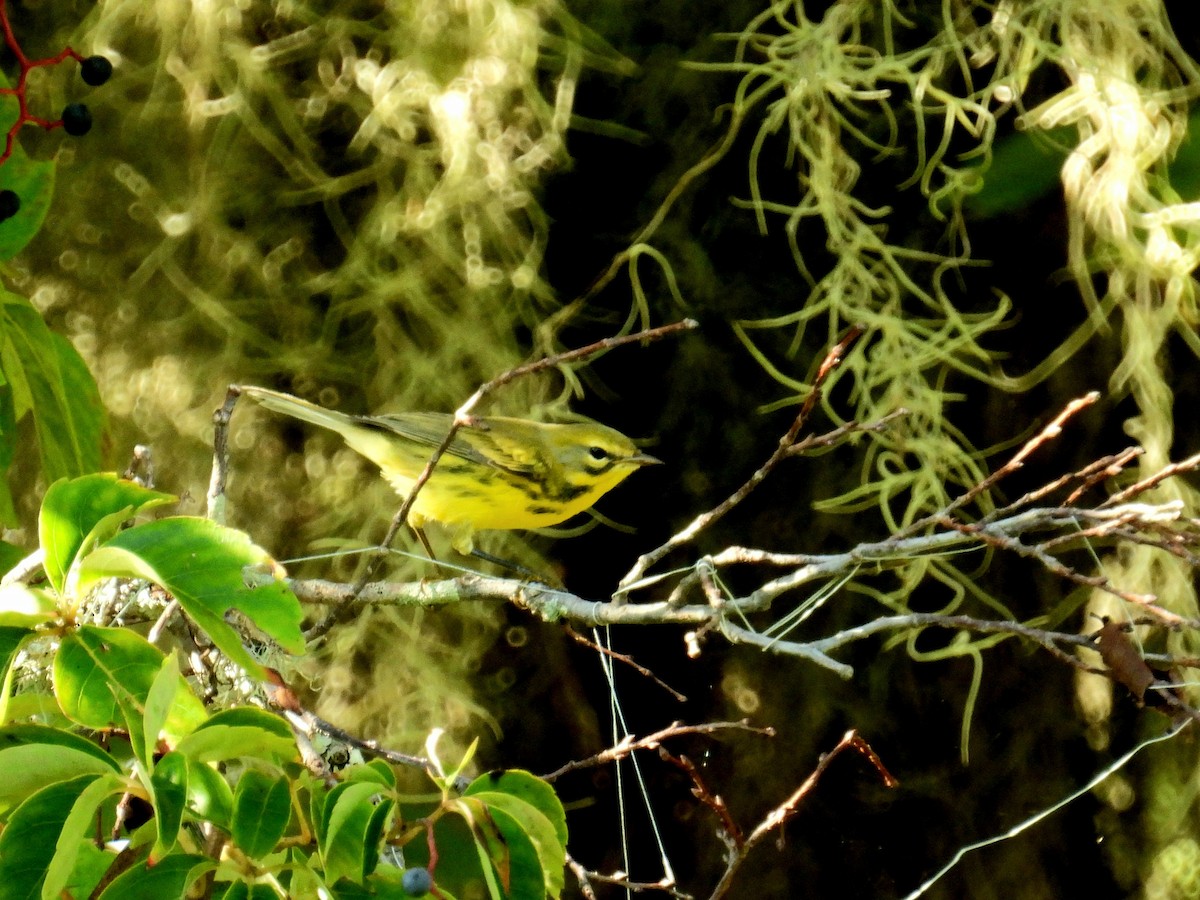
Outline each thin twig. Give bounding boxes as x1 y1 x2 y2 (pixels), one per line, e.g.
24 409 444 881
618 326 865 593
564 625 689 702
207 387 242 525
542 719 773 782
1102 450 1200 506
907 391 1101 535
710 730 896 899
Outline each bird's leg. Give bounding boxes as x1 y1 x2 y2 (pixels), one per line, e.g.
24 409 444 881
409 524 437 560
468 547 562 589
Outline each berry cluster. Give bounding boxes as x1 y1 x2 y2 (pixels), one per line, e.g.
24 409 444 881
1 0 112 221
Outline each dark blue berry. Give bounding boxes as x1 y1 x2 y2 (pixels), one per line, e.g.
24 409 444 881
0 190 19 223
401 866 433 896
61 103 92 137
80 55 113 86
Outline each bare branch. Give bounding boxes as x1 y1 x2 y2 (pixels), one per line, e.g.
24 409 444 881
710 730 896 899
618 327 868 593
542 719 773 782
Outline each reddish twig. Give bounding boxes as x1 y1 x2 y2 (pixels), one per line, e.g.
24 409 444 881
564 624 688 702
0 0 86 164
658 746 743 848
541 719 773 782
709 730 896 899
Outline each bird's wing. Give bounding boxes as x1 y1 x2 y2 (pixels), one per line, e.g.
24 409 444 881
371 413 543 478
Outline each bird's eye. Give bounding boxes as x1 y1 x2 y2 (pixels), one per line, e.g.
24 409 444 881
586 445 610 462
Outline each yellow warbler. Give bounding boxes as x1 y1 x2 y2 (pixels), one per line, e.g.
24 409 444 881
239 386 660 553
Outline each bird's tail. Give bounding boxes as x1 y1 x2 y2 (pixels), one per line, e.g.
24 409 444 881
237 385 362 437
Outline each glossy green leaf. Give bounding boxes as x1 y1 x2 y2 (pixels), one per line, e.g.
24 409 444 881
185 757 234 830
319 781 392 884
342 759 397 789
455 796 539 900
214 883 282 900
0 724 121 813
143 653 185 766
79 517 305 677
0 293 103 485
197 706 296 736
0 774 99 900
0 582 57 626
59 841 118 900
39 473 174 597
0 128 55 261
150 751 189 861
464 770 567 847
0 623 32 680
465 792 563 897
0 384 16 525
42 773 126 900
232 769 292 858
175 722 297 764
53 626 206 736
94 853 214 900
110 681 148 772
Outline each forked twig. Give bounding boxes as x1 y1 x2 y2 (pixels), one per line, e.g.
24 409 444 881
710 730 897 899
618 326 866 593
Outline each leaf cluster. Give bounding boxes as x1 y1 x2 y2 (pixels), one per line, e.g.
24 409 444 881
0 474 569 899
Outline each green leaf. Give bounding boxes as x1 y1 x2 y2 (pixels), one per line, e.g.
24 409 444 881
110 681 149 771
150 752 189 861
319 782 393 884
0 724 121 814
463 792 563 897
39 473 175 597
0 386 17 525
0 539 22 575
0 582 57 626
94 853 214 900
79 517 305 677
143 653 185 765
0 774 99 900
454 796 525 900
0 130 55 261
175 723 297 764
52 626 206 736
41 773 127 900
185 757 234 830
0 623 33 722
196 706 296 736
0 623 32 680
59 841 118 900
0 292 104 484
464 771 567 848
342 759 397 789
232 769 292 859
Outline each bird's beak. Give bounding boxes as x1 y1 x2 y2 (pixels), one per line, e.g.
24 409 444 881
628 452 663 467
